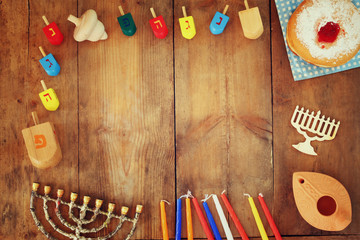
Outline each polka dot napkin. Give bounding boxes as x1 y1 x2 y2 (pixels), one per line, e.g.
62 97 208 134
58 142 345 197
275 0 360 81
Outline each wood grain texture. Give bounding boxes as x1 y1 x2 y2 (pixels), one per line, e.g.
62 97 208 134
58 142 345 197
271 0 360 236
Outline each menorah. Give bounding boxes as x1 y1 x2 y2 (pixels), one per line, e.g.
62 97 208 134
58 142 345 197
291 106 340 156
30 183 143 240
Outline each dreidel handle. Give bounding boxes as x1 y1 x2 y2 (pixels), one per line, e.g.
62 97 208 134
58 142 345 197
150 8 157 18
42 16 50 26
182 6 187 17
244 0 249 10
223 5 229 15
118 5 125 16
31 112 40 125
40 80 48 91
39 46 46 57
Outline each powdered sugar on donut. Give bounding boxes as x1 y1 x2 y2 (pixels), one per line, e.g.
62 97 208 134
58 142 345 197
295 0 360 60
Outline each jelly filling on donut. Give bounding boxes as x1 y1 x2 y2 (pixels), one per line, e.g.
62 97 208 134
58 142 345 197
318 22 340 43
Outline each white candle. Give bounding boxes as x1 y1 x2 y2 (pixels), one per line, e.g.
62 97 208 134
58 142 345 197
213 194 234 240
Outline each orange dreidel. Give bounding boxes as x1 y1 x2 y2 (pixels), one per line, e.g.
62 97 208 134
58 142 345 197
39 80 60 111
238 0 263 39
149 7 168 39
42 15 64 45
22 112 62 169
179 6 196 39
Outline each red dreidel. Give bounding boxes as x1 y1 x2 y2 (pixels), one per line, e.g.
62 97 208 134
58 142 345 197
42 16 64 45
149 8 168 39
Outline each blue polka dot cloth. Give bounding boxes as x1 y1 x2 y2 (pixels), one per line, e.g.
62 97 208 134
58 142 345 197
275 0 360 81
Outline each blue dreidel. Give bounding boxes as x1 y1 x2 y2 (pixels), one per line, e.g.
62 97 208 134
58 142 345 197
210 5 230 35
38 46 60 76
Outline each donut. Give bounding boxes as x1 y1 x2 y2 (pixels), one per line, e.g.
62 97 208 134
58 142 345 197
286 0 360 67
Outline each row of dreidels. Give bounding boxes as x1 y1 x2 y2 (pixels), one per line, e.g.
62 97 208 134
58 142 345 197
161 191 282 240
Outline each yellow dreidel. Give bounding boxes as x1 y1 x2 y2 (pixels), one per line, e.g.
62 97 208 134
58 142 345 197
238 0 264 39
22 112 62 169
179 6 196 39
39 80 60 111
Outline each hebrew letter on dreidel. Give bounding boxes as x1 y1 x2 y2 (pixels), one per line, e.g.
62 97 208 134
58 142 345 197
154 20 162 29
34 135 47 149
49 28 56 36
216 17 223 25
122 18 130 27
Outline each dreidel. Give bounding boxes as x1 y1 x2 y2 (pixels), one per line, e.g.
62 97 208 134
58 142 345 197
42 15 64 45
39 80 60 111
149 8 168 39
179 6 196 40
39 46 61 76
22 112 62 169
117 5 137 36
210 5 230 35
238 0 263 39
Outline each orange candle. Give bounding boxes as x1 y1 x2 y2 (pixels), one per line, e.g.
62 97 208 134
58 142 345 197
160 200 169 240
186 198 193 240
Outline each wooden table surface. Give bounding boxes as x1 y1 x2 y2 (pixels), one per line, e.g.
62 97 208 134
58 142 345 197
1 0 359 239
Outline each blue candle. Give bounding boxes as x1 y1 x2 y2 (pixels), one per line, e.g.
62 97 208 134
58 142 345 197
175 198 182 240
203 201 222 240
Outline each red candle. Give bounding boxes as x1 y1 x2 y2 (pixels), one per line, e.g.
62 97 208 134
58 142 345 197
192 197 214 240
220 193 249 240
258 193 282 240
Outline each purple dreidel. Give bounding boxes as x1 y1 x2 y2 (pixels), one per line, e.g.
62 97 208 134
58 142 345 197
39 46 61 77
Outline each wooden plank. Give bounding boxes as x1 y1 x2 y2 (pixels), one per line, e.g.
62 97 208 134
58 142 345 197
175 0 272 238
271 0 360 236
77 0 174 239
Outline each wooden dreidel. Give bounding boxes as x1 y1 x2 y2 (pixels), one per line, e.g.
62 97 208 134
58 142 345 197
238 0 264 39
210 5 230 35
117 5 137 36
38 46 61 77
42 16 64 45
22 112 62 169
39 80 60 111
149 8 168 39
179 6 196 39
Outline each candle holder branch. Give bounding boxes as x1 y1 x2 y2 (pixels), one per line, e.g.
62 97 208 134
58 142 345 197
30 183 143 240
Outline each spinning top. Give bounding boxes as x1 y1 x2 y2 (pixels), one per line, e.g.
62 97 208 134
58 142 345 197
238 0 263 39
22 112 62 169
179 6 196 40
67 9 108 42
149 8 168 39
42 16 64 45
117 5 137 36
210 5 230 35
39 80 60 111
293 172 352 231
39 46 61 77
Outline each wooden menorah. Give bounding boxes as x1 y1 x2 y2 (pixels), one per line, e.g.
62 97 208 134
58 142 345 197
291 106 340 156
30 183 143 240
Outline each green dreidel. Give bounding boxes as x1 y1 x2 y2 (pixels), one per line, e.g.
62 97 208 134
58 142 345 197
117 5 137 36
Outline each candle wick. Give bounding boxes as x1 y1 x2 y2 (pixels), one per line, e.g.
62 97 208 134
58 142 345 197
179 194 188 199
201 194 214 202
161 200 171 205
244 193 251 198
221 189 226 195
259 193 264 197
187 190 194 199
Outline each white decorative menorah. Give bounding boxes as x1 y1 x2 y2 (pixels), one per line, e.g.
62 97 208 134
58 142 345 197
291 106 340 156
30 183 143 240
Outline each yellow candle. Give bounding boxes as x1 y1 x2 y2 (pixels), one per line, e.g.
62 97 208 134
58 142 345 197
246 194 269 240
160 201 169 240
185 198 193 240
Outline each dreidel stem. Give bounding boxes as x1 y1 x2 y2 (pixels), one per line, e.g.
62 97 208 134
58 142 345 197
150 8 157 18
118 5 125 16
244 0 249 10
42 16 50 26
182 6 187 17
31 112 40 125
40 80 48 91
39 46 46 57
223 5 229 15
67 15 81 26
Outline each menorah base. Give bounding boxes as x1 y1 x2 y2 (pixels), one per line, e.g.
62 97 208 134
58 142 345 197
292 142 317 156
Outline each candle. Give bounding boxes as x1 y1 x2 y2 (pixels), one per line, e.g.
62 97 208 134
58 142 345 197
212 194 234 240
185 198 193 240
192 197 214 240
175 198 182 240
258 193 282 240
220 193 249 240
245 194 269 240
160 200 169 240
202 201 222 240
